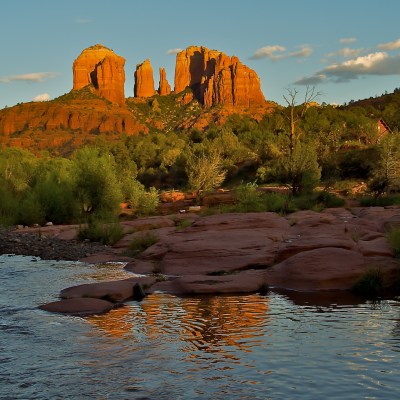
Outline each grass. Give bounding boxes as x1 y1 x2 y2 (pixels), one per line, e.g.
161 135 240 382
387 227 400 258
126 232 159 257
360 194 400 207
77 219 124 245
176 218 192 231
352 267 384 298
203 184 346 216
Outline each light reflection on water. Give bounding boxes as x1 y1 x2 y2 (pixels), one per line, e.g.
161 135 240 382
1 255 400 399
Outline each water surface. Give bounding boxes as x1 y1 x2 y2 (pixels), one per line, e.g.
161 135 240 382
1 254 400 399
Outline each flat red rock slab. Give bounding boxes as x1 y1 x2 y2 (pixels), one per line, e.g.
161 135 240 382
150 270 267 295
60 277 156 302
39 298 114 316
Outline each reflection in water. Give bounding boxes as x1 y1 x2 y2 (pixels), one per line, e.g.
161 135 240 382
88 294 270 356
2 255 400 400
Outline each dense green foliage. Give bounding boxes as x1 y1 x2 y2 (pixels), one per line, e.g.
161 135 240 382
1 88 400 227
0 146 159 226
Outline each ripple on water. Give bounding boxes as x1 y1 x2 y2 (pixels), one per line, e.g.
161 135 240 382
1 255 400 399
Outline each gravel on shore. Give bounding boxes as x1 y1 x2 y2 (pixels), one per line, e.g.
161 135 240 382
0 227 110 261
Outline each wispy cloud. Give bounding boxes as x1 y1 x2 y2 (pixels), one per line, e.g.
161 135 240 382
295 51 400 85
378 38 400 51
0 72 59 84
166 48 183 55
251 45 286 60
323 47 365 61
75 17 91 24
339 37 357 44
33 93 51 102
251 45 312 60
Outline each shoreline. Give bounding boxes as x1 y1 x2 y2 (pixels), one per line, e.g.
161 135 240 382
2 206 400 316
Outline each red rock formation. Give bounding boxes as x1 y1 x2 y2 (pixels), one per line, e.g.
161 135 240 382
158 67 171 95
174 46 266 109
134 59 155 98
73 44 125 105
0 99 148 138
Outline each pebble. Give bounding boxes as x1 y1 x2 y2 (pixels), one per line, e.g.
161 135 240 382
0 227 110 261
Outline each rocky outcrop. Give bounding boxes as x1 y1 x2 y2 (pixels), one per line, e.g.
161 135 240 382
134 59 155 98
174 46 266 109
73 44 125 105
158 67 171 95
0 99 148 139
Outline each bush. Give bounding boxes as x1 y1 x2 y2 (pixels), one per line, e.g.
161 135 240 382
387 227 400 258
352 268 384 298
360 194 400 207
126 232 159 256
17 193 45 226
77 218 124 245
0 187 18 226
127 180 159 216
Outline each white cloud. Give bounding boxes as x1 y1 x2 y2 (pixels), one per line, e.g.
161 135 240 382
251 45 312 60
295 51 400 85
166 48 183 55
339 37 357 44
0 72 58 84
33 93 51 102
251 45 286 60
378 38 400 50
288 46 313 58
324 47 364 60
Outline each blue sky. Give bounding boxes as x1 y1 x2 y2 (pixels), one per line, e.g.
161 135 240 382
1 0 400 109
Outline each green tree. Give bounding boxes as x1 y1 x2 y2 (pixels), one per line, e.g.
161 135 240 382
368 133 400 196
72 147 123 217
185 147 226 193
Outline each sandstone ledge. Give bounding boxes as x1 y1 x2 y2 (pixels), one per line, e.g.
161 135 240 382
9 207 398 315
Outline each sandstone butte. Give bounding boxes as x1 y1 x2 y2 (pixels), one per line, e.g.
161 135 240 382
30 206 400 315
0 43 273 143
73 44 126 106
134 59 156 98
158 67 171 95
174 45 267 109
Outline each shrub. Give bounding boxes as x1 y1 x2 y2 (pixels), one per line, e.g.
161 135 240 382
360 194 400 207
176 218 192 231
387 227 400 258
127 180 159 216
126 232 159 256
77 218 124 245
352 268 384 298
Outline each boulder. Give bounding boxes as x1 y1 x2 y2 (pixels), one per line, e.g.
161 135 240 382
60 277 156 302
39 298 114 316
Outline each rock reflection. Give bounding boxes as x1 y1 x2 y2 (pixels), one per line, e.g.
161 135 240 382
86 293 270 355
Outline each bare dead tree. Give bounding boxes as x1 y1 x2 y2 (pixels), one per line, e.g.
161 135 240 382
282 86 321 160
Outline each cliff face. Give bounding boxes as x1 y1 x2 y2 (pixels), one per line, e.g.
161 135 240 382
174 46 266 109
73 44 125 105
134 59 155 98
158 67 171 95
0 97 148 139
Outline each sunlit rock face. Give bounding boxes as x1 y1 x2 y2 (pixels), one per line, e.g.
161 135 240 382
158 67 171 96
134 59 156 98
174 46 266 109
73 44 126 105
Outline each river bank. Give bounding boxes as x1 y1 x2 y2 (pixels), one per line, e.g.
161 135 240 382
2 206 400 315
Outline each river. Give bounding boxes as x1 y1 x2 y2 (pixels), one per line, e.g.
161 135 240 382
1 254 400 399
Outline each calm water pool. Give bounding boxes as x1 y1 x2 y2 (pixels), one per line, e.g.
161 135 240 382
1 254 399 399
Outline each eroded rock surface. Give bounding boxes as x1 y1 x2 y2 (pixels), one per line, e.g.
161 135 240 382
73 44 125 105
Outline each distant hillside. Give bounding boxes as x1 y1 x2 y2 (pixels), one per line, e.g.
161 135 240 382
343 88 400 131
